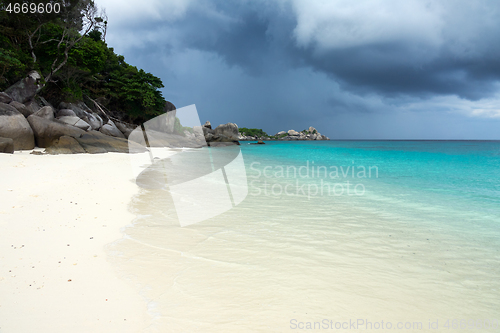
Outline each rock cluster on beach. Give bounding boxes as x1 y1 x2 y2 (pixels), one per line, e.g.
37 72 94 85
0 71 152 154
0 71 327 154
0 71 226 154
0 137 14 153
0 72 240 154
239 126 329 141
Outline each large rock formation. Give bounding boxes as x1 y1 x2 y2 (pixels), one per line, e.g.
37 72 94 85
164 101 176 112
114 121 136 138
100 119 125 138
56 109 77 117
58 101 106 127
9 101 32 117
0 92 13 104
84 112 103 130
202 126 215 137
214 123 239 141
0 103 35 150
0 137 14 153
24 100 41 115
129 128 205 148
58 102 88 119
199 122 240 146
4 71 43 104
57 116 91 131
33 106 55 120
45 136 86 155
76 131 147 154
203 121 212 129
27 114 86 147
42 131 147 155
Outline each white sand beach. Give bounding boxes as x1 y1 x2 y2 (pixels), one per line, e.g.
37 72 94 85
0 151 150 333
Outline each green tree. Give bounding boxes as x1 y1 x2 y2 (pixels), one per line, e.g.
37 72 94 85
0 0 165 122
0 0 107 84
0 47 25 85
239 128 268 137
105 67 165 119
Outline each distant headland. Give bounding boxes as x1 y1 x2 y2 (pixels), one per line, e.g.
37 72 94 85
237 126 329 141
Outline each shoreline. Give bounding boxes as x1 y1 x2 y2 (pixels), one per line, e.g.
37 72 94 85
0 151 151 332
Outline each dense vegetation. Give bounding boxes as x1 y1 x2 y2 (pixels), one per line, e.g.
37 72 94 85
0 0 166 122
238 127 268 137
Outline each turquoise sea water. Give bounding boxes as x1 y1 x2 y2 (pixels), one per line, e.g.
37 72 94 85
111 140 500 332
242 140 500 231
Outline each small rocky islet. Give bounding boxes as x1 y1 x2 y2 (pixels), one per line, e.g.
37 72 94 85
238 127 329 141
0 71 328 155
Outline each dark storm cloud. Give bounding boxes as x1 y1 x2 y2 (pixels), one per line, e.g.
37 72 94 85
297 43 500 100
101 0 500 139
161 1 298 75
135 0 500 101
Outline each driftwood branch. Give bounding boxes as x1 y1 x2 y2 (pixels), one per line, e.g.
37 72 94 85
86 95 109 118
27 23 44 63
84 95 137 128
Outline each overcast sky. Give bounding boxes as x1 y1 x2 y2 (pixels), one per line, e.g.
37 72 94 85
99 0 500 139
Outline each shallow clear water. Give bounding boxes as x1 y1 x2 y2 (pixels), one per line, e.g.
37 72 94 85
109 141 500 332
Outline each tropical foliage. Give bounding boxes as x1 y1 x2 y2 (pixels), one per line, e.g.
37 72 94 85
0 0 166 122
239 127 268 137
